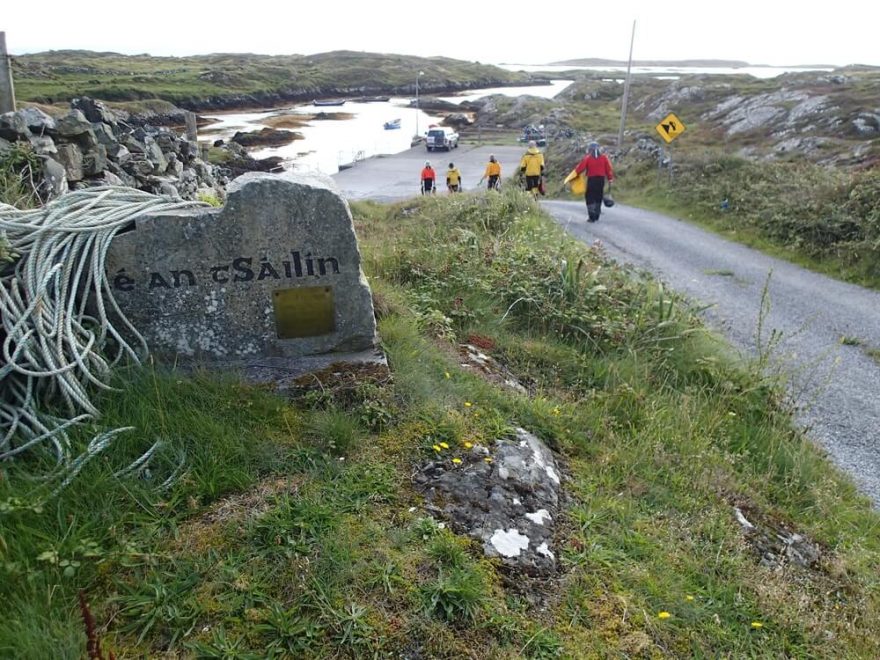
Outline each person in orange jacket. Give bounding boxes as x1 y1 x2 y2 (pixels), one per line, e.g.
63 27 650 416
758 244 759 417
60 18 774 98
420 161 436 195
571 141 614 221
479 154 502 190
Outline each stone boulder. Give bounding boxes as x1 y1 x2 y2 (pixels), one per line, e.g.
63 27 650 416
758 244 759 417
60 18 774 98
414 427 562 575
104 172 377 361
123 135 146 155
55 110 94 139
39 157 69 197
28 135 57 157
18 107 57 134
91 122 118 148
71 97 118 126
107 143 132 165
0 112 30 141
55 143 85 182
143 136 168 174
852 112 880 135
442 113 471 128
83 145 109 177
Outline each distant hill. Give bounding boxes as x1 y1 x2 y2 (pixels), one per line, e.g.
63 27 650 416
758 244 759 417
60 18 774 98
10 50 543 111
549 58 756 67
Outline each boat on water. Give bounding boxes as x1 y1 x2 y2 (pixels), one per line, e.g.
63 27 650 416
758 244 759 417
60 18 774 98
313 99 346 107
383 118 402 130
357 96 391 103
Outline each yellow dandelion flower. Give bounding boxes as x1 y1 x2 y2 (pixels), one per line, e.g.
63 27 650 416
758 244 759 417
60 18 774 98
464 401 473 407
751 622 763 629
657 611 671 619
463 441 473 449
439 442 449 449
452 458 462 464
432 444 442 452
552 406 561 416
685 595 694 602
484 457 493 463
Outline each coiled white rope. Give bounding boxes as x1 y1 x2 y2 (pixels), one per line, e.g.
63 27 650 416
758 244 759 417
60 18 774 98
0 187 205 497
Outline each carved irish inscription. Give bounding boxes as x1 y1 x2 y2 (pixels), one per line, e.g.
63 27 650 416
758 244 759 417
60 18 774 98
104 172 376 360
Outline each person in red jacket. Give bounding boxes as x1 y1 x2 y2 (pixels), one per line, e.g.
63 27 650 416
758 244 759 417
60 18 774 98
573 142 614 222
420 161 436 195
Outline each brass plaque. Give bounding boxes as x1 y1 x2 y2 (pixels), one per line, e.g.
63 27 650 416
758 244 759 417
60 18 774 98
272 286 335 339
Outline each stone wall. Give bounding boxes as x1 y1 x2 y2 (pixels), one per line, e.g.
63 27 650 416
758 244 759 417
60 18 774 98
0 97 224 201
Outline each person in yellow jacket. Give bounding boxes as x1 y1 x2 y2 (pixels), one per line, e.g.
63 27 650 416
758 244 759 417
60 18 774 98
478 154 502 191
519 141 545 196
446 162 463 193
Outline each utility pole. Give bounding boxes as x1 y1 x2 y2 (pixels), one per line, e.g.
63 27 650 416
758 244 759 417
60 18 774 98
0 32 16 114
616 20 636 152
415 71 424 141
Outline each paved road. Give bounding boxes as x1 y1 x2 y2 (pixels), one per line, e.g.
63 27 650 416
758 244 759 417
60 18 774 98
334 152 880 506
334 144 525 202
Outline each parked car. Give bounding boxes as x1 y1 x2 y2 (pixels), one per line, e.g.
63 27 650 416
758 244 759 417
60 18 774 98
426 127 459 151
518 124 547 147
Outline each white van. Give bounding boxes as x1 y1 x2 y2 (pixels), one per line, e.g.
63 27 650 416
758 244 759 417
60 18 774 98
426 127 459 152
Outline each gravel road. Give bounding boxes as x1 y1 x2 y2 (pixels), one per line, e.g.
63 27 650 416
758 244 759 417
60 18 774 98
333 148 880 506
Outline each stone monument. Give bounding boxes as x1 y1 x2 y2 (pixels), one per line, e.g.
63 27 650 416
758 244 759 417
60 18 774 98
105 172 377 372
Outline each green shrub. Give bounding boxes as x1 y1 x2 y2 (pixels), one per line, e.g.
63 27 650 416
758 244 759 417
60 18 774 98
420 566 487 622
0 142 40 209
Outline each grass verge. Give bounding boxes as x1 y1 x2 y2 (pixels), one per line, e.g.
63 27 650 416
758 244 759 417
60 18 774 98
1 190 879 658
612 152 880 290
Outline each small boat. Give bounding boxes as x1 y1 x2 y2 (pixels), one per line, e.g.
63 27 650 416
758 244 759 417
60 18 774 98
383 118 401 130
357 96 391 103
313 99 346 107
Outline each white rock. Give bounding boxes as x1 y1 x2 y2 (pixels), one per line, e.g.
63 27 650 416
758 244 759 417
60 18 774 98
490 528 530 558
525 509 552 525
536 542 555 559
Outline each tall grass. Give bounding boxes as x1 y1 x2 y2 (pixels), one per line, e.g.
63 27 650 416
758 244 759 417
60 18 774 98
0 142 41 210
1 189 878 657
613 150 880 287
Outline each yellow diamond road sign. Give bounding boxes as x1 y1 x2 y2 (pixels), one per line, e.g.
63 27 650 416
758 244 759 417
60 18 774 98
656 113 686 143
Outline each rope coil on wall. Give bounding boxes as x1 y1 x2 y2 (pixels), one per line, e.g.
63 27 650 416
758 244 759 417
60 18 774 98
0 186 205 497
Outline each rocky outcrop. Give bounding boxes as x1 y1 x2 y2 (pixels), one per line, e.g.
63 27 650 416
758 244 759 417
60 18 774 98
213 140 284 179
414 427 562 576
441 113 471 129
231 127 302 148
408 97 462 112
469 94 560 129
700 89 834 137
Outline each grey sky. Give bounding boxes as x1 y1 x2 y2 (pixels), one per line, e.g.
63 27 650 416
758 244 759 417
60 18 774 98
4 0 879 66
